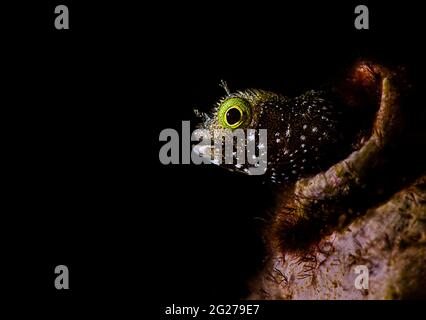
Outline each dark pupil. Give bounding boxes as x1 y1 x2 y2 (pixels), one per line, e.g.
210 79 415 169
226 107 242 125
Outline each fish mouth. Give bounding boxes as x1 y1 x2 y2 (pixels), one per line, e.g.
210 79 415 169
192 143 249 170
192 142 268 176
191 144 219 165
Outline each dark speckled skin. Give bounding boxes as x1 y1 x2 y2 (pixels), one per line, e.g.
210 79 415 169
200 87 363 184
253 89 347 183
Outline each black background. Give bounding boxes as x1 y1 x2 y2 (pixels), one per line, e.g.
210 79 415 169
3 0 425 314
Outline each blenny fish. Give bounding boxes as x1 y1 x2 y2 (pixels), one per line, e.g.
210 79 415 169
195 64 379 184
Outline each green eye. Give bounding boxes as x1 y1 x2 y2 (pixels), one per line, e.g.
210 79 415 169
218 98 252 129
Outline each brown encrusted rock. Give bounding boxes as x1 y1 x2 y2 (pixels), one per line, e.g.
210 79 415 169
250 176 426 299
